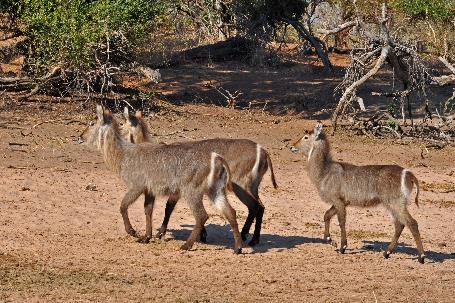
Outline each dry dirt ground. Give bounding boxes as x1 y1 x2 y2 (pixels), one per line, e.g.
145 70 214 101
1 59 455 302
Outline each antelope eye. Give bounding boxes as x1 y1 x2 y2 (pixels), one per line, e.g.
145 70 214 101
89 121 95 126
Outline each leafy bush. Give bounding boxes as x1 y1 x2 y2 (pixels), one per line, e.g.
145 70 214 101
393 0 455 21
2 0 168 78
235 0 309 40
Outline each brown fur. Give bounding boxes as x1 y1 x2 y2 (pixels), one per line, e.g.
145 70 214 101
291 122 425 263
122 108 278 246
123 108 152 143
79 105 242 253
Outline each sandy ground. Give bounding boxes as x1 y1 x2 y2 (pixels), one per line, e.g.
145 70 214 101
1 59 454 302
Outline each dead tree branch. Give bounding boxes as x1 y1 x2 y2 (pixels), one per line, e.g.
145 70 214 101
207 81 243 108
284 18 333 71
332 46 390 131
332 3 439 135
0 65 63 99
318 20 357 41
439 56 455 75
433 57 455 85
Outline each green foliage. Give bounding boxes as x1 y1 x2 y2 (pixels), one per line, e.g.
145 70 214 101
237 0 308 22
0 0 21 16
2 0 169 74
387 98 401 118
328 0 455 22
393 0 455 21
235 0 309 39
387 120 396 129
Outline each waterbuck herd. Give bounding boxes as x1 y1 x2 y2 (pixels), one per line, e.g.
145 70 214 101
78 105 425 263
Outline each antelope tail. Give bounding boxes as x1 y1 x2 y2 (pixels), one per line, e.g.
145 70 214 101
265 151 278 189
409 171 420 207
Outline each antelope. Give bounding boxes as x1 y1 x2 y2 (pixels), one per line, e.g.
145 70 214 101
290 122 425 263
78 105 242 253
122 107 278 246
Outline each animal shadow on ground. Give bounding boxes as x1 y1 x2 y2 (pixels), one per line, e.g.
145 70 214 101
168 223 325 253
361 240 455 263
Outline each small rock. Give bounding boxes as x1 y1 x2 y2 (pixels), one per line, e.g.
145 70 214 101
21 186 30 191
85 183 97 191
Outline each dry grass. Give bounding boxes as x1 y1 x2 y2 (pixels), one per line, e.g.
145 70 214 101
421 181 455 193
347 229 388 240
423 199 455 208
439 200 455 208
304 222 321 229
0 253 126 296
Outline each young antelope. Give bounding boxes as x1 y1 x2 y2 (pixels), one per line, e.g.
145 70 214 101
291 122 425 263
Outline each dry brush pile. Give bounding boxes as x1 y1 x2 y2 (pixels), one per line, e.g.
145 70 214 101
330 3 455 147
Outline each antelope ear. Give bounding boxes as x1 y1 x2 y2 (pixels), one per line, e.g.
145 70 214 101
123 107 130 120
135 111 142 118
102 109 113 124
314 122 323 140
96 105 104 121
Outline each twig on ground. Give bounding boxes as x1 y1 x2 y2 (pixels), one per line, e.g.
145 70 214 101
9 142 29 146
32 120 59 129
7 165 29 169
207 81 243 108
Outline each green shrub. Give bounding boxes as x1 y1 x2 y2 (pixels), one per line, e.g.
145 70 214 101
2 0 168 76
235 0 309 39
393 0 455 21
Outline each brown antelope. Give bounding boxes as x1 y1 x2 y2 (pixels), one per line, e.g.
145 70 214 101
78 105 242 253
122 107 278 246
291 122 425 263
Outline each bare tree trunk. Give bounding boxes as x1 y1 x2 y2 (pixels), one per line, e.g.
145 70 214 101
285 19 333 71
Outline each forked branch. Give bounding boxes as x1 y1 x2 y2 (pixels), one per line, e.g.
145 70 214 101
332 46 390 131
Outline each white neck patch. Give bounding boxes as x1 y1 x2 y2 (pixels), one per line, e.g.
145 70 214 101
307 144 314 162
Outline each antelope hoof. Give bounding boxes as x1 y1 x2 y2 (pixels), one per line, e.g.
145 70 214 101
137 236 151 244
200 229 208 243
234 248 242 255
383 251 391 259
127 228 137 238
418 255 425 264
248 238 260 247
156 227 167 239
339 245 347 254
180 243 192 251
